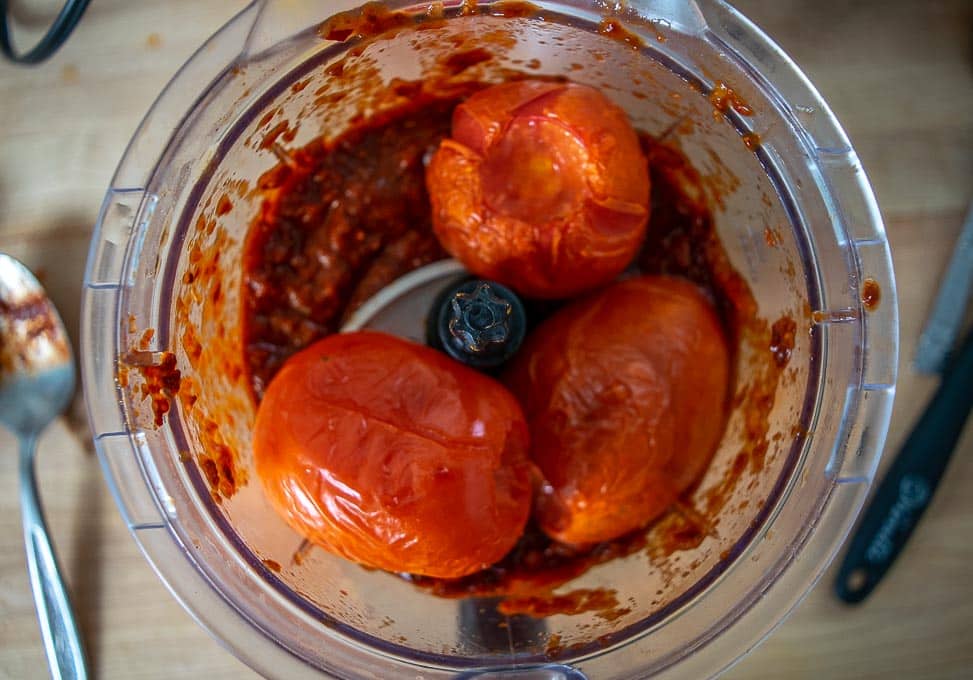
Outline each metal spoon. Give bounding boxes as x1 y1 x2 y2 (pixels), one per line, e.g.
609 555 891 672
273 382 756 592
0 254 88 680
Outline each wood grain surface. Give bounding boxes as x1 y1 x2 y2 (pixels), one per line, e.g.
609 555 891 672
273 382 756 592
0 1 970 678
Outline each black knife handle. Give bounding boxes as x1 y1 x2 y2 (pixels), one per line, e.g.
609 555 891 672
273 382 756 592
835 330 973 603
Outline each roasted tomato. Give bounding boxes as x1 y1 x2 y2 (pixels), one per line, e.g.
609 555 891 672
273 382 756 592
254 331 533 578
504 276 730 545
426 80 650 299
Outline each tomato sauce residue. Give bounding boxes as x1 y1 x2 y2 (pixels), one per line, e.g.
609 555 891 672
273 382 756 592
546 633 565 656
126 351 182 427
499 588 630 620
198 431 237 501
259 120 296 151
164 182 255 502
216 194 234 216
318 0 540 43
257 109 277 130
770 316 798 368
405 516 650 597
709 80 753 117
318 1 422 42
597 18 646 51
138 328 155 350
764 225 781 247
861 277 881 311
444 47 494 74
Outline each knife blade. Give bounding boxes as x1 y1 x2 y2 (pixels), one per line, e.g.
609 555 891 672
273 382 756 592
914 201 973 374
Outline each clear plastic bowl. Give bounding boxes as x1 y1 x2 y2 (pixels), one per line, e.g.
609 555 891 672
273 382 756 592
81 1 898 677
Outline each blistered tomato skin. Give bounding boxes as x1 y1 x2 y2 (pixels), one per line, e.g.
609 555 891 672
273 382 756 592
253 331 533 578
504 276 730 545
426 81 650 299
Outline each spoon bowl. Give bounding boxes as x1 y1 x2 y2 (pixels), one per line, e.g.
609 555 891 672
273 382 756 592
0 253 88 680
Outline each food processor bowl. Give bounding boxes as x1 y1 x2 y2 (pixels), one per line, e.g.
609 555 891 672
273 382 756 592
81 1 898 677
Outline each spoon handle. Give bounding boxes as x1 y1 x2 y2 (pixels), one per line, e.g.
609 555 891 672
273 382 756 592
19 435 89 680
